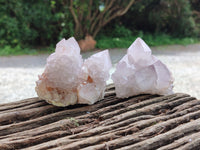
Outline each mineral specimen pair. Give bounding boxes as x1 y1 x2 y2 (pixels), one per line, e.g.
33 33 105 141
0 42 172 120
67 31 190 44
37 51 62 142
36 37 173 107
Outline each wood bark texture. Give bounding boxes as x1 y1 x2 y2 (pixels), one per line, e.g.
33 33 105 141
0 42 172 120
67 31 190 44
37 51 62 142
0 84 199 150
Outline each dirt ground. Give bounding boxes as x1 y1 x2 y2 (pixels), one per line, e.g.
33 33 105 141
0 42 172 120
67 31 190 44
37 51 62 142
0 44 200 104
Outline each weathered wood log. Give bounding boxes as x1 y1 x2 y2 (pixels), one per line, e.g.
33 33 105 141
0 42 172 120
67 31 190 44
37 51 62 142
0 85 199 150
158 132 200 150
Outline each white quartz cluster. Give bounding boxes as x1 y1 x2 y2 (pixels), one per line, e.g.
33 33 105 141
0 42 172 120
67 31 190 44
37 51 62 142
112 38 174 98
35 37 112 107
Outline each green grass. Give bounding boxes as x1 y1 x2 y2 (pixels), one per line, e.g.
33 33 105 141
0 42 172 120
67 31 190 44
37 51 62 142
0 45 53 56
96 34 199 49
0 34 199 56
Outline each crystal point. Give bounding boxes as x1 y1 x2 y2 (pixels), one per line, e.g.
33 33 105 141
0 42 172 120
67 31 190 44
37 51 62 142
112 38 173 98
78 50 112 104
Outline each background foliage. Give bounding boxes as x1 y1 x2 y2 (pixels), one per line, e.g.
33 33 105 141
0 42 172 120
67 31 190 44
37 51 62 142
0 0 199 54
101 0 198 37
0 0 74 47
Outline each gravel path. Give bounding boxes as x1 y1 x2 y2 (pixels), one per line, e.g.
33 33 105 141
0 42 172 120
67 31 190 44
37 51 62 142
0 44 200 104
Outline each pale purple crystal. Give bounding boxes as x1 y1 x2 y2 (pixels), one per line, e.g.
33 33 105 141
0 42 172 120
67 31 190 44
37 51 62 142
78 50 112 104
112 38 174 98
35 37 112 106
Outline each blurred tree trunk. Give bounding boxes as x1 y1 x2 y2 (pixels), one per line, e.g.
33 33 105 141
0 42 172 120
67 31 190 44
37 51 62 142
69 0 135 40
191 0 200 25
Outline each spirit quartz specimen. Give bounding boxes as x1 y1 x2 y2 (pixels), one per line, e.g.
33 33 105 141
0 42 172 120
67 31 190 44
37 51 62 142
112 38 174 98
35 37 112 107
